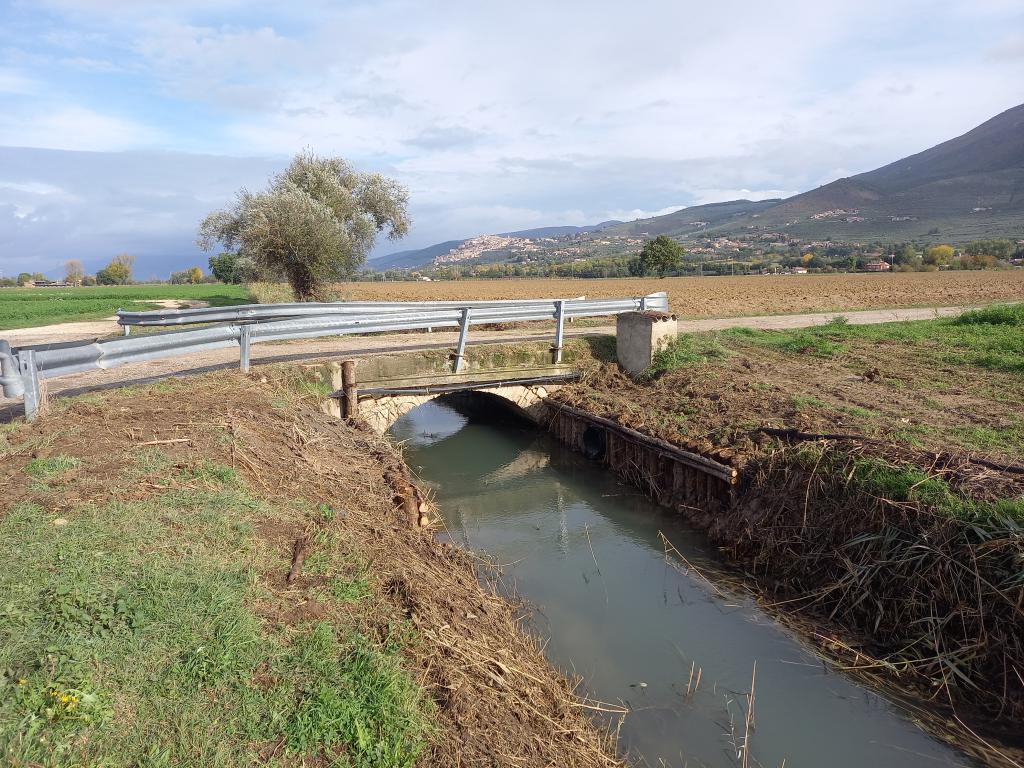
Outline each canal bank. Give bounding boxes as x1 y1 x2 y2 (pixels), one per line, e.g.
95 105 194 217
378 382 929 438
391 397 972 768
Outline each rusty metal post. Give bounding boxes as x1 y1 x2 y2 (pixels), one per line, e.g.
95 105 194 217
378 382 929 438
452 307 471 372
341 359 358 419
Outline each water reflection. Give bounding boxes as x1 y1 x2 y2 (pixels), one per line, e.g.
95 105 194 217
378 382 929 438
392 399 968 768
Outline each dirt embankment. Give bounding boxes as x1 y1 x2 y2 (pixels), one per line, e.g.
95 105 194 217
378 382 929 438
0 371 619 767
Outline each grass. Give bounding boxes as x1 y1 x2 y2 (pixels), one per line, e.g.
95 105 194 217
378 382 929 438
0 284 249 330
646 334 727 377
24 455 80 478
0 460 431 766
850 456 1024 522
722 304 1024 375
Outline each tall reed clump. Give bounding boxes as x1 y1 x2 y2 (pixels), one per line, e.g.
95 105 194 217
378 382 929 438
246 281 296 304
720 442 1024 721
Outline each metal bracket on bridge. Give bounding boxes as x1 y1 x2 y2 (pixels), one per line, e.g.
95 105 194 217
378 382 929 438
451 307 472 373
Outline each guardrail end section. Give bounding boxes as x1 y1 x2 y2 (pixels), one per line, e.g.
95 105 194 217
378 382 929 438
0 340 26 400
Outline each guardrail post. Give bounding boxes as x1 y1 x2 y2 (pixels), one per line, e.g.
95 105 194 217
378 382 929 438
639 296 648 311
452 307 471 373
552 300 565 364
19 350 42 422
118 308 130 336
239 325 252 373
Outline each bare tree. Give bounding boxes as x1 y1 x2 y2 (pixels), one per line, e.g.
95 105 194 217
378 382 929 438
64 259 85 285
198 150 410 300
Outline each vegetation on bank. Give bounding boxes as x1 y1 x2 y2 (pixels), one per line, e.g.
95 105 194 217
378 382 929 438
0 371 619 768
0 284 248 330
0 478 430 766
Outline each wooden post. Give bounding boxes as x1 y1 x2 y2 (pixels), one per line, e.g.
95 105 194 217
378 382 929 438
342 359 358 419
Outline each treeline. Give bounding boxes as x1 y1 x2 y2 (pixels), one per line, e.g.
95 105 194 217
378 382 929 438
360 236 1023 281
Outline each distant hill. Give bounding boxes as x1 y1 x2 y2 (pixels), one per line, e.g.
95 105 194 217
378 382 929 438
616 103 1024 243
370 239 468 271
605 199 780 237
499 221 621 238
373 220 623 270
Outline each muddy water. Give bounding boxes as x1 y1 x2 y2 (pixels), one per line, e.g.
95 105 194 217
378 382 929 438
391 399 968 768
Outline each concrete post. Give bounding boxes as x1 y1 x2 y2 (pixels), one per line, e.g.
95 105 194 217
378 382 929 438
616 311 677 376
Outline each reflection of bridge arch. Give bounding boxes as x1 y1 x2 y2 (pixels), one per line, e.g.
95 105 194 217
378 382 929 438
361 383 563 434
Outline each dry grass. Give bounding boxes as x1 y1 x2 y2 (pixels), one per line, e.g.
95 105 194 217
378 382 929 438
332 270 1024 317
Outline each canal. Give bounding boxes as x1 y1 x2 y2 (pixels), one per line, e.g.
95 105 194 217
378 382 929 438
390 397 967 767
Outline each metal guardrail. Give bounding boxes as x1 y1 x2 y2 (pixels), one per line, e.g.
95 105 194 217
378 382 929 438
116 297 592 329
0 292 668 420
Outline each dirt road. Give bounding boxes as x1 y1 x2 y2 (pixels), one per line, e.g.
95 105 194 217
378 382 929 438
0 304 981 414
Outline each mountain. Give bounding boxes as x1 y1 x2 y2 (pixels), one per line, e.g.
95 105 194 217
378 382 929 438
370 239 468 270
614 103 1024 243
499 221 622 238
605 199 780 237
372 220 622 270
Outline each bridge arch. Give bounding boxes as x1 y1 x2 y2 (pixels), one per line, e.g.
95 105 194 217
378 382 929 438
360 382 561 434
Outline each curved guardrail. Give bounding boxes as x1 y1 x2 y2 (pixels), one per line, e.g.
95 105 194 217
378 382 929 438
1 292 668 420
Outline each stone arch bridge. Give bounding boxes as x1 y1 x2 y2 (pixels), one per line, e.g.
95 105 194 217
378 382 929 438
305 341 582 434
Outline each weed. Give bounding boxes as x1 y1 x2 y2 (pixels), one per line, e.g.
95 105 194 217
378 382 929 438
646 334 727 377
24 455 79 478
183 461 237 484
954 303 1024 327
133 448 173 476
330 576 372 603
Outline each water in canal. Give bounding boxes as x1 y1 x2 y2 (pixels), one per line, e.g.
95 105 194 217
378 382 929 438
391 398 968 768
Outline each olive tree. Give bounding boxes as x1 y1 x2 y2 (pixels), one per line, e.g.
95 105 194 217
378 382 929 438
198 151 410 300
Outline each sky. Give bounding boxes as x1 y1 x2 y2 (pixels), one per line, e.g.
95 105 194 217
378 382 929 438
0 0 1022 279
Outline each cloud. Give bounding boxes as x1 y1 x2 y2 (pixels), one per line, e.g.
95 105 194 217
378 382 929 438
0 0 1021 265
0 106 162 152
0 147 281 276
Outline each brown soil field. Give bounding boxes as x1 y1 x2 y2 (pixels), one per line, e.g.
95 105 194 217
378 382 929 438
0 370 618 767
336 270 1024 317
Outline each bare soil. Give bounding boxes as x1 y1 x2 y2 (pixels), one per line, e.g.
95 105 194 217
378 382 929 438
333 270 1024 317
0 371 619 767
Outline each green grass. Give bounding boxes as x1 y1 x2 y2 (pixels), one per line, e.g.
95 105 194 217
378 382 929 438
646 334 727 377
0 284 249 330
0 462 430 766
850 456 1024 522
24 455 80 478
723 305 1024 375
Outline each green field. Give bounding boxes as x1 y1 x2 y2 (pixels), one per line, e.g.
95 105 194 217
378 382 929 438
0 285 249 331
